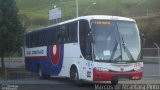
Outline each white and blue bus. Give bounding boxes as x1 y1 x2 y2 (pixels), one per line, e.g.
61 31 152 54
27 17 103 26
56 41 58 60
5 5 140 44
25 15 143 84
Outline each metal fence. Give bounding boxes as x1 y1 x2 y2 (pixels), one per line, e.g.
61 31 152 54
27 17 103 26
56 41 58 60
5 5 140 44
0 57 37 79
142 48 160 77
0 57 25 68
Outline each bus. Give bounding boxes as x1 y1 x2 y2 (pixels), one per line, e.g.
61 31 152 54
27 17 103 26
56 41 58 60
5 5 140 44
25 15 143 85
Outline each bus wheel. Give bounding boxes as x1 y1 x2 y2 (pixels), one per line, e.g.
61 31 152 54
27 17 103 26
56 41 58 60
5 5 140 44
38 66 50 79
111 78 119 85
70 67 81 84
38 67 42 78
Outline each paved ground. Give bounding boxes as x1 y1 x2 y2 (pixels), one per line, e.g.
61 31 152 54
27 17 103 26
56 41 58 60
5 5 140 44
0 57 160 90
0 77 160 90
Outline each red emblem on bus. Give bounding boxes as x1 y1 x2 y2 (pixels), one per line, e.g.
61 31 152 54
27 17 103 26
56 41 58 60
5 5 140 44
50 44 60 65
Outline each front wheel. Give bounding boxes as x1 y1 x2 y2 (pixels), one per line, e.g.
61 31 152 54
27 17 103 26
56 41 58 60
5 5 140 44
111 79 119 85
70 67 82 85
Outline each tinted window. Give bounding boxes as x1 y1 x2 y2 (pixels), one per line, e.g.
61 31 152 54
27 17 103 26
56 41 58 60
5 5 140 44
26 21 78 48
79 20 92 60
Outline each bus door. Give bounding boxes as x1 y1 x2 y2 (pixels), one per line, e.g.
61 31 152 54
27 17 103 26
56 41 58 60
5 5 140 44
79 42 93 81
85 60 93 81
79 19 93 80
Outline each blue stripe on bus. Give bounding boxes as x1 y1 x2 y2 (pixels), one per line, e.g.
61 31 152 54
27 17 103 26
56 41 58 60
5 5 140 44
25 44 64 76
47 44 64 75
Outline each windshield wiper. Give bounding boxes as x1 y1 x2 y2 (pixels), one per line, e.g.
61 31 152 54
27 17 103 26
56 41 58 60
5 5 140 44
110 42 120 61
109 42 122 62
114 22 134 62
109 37 135 62
121 37 134 61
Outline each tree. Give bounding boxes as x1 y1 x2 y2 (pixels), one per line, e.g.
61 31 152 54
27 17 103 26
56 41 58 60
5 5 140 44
0 0 24 70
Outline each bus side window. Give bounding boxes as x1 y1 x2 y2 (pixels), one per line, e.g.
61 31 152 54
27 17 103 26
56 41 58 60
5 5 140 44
57 27 62 43
46 29 50 45
29 34 32 47
64 24 69 42
26 34 30 47
50 27 57 45
67 21 78 43
60 25 66 43
38 32 42 46
48 28 52 45
79 20 92 60
39 31 43 46
43 30 47 46
30 33 35 47
48 26 57 44
66 24 72 43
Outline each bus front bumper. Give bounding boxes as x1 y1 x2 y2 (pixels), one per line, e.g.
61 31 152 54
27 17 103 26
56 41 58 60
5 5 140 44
93 69 143 81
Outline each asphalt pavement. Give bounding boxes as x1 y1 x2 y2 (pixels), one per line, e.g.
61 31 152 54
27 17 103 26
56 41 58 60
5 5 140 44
0 76 160 90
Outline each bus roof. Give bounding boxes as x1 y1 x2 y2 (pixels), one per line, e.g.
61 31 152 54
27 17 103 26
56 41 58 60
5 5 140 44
61 15 135 24
58 15 135 25
27 15 135 34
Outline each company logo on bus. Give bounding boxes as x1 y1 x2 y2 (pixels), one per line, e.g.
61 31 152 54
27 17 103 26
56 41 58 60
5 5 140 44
50 44 60 65
120 67 124 72
49 44 64 75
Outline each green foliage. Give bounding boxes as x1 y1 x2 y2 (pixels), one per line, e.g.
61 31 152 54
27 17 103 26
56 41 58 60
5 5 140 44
16 0 160 18
0 0 24 68
14 0 146 29
16 0 158 28
15 0 160 47
16 0 149 19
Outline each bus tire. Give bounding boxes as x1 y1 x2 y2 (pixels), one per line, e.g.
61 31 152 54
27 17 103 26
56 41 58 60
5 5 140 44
38 65 50 79
111 77 119 85
70 66 82 85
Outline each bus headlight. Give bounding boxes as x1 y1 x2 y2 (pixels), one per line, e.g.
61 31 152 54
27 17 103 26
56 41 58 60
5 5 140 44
95 67 109 72
134 67 143 71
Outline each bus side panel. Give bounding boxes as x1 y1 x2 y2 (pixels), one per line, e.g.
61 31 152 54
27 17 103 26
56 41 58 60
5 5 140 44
25 44 65 76
25 43 94 81
25 46 48 74
58 43 82 77
45 44 64 76
59 43 93 81
25 57 47 73
25 58 38 73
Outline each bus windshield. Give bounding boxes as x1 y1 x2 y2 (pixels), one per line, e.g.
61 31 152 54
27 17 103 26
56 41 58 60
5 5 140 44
91 20 141 62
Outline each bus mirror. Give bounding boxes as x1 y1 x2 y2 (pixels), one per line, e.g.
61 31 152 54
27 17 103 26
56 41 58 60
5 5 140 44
140 32 145 60
140 52 144 60
140 32 146 47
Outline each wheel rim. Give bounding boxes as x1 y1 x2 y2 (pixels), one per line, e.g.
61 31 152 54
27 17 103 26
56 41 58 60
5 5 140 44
39 68 42 77
75 71 78 80
70 68 79 80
